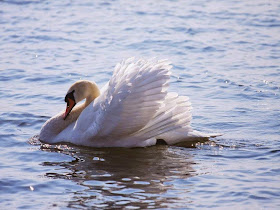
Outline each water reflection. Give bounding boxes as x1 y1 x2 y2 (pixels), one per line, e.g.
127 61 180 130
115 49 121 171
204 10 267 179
35 140 197 208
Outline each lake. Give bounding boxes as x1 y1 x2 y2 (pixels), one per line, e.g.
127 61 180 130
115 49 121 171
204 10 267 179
0 0 280 209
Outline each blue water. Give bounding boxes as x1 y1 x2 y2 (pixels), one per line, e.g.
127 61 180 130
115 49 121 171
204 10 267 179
1 0 280 209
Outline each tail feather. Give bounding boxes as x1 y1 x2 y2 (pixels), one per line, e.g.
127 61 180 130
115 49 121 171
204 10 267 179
188 130 223 138
133 92 222 145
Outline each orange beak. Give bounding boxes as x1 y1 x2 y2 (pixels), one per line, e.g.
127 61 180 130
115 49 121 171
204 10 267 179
63 98 76 120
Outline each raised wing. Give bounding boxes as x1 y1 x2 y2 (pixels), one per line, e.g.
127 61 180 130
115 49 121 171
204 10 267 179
135 92 193 140
85 57 172 140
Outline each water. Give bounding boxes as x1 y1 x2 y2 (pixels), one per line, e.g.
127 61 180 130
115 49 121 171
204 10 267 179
1 0 280 209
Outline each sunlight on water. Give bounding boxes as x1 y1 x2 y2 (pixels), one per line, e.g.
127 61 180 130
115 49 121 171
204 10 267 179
0 0 280 209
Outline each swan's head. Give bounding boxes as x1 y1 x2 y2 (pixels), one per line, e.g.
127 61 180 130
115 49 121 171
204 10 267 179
64 89 76 120
63 80 100 120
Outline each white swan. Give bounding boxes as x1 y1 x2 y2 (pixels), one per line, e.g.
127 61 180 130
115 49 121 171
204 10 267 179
39 58 219 147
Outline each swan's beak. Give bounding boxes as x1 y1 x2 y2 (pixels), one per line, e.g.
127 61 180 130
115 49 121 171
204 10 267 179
63 98 76 120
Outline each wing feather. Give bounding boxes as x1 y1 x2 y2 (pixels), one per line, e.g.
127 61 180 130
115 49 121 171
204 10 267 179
134 93 193 139
84 58 172 139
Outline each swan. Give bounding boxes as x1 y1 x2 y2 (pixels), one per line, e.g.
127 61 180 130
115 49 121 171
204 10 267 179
39 58 219 147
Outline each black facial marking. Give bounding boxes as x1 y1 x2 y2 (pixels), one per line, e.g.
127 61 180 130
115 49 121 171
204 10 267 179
156 139 168 145
65 90 75 103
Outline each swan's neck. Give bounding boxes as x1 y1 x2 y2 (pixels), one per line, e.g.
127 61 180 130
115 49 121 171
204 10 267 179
39 82 100 143
66 94 95 123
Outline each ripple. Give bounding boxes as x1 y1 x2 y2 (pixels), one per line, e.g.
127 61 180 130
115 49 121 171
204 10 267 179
0 0 41 5
1 0 280 209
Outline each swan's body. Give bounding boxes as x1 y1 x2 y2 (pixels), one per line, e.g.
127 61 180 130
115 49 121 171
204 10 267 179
40 58 218 147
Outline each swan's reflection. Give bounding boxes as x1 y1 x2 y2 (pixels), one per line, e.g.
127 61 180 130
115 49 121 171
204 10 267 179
37 141 197 209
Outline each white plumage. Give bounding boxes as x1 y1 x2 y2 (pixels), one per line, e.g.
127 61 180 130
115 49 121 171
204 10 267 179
39 58 219 147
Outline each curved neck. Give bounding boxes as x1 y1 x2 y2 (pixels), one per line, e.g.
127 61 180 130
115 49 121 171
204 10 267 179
39 81 100 143
84 85 100 107
66 81 100 123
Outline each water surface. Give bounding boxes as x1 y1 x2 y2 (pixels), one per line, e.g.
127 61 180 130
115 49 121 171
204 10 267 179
1 0 280 209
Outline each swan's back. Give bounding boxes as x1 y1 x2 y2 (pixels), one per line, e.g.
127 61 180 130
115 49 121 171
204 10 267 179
52 58 203 147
